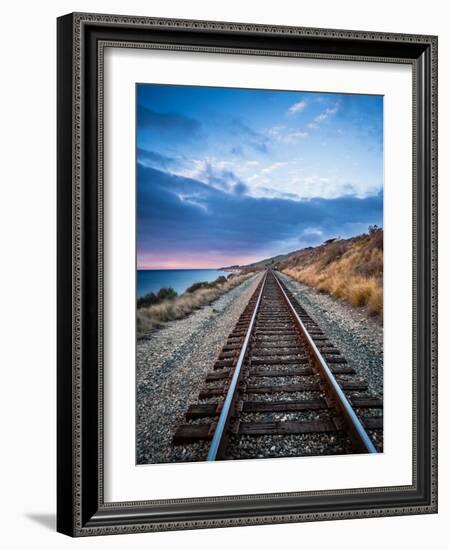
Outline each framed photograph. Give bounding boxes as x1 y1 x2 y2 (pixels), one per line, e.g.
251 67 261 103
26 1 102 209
57 12 438 536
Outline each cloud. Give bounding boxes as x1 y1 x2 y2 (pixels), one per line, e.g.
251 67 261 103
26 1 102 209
171 158 248 196
287 174 376 200
144 148 380 203
177 192 209 211
288 100 307 114
137 104 202 138
267 125 308 144
315 113 328 123
244 168 380 201
307 102 340 129
283 131 309 143
302 226 324 237
260 162 289 175
231 118 270 154
137 164 383 267
137 148 176 170
135 86 383 267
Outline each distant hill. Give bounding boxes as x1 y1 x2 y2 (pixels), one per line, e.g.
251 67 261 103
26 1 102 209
222 253 293 272
226 226 383 316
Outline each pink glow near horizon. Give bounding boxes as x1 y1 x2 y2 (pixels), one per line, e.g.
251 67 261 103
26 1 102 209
137 253 263 270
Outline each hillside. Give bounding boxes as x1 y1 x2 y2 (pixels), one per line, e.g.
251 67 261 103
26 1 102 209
234 227 383 316
279 227 383 316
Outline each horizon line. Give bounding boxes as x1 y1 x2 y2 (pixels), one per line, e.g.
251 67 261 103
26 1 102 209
137 267 233 271
136 227 384 272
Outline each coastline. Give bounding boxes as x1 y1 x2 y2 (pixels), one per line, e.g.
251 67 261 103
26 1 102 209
137 267 234 298
137 271 254 337
136 272 263 464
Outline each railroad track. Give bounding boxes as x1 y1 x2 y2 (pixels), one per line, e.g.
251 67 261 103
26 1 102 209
173 269 383 460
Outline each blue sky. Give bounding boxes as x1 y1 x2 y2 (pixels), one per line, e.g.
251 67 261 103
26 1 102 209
136 84 383 269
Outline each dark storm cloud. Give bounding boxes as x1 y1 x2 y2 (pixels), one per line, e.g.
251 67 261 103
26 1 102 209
137 164 383 259
137 105 202 138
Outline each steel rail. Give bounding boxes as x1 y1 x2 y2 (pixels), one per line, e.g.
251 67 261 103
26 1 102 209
272 271 377 454
206 272 268 461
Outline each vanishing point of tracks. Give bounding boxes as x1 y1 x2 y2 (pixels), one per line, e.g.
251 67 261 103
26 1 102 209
173 269 383 460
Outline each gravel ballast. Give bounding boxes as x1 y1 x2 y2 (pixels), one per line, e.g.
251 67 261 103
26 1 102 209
136 272 263 464
277 272 383 397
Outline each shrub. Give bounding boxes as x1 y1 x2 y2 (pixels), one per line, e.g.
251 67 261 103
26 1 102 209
137 287 177 309
137 292 158 309
321 241 348 266
157 287 177 301
368 286 383 316
186 275 228 293
281 229 383 319
137 272 254 337
367 225 383 251
186 281 210 293
348 280 375 307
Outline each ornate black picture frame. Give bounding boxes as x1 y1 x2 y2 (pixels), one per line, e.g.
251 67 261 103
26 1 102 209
57 12 438 536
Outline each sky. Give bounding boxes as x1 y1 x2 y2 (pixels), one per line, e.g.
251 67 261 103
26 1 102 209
136 84 383 269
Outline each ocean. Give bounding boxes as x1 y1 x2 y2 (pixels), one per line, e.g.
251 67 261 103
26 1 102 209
137 269 234 298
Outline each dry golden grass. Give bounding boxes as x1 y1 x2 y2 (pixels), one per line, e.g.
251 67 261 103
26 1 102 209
280 229 383 318
137 273 253 337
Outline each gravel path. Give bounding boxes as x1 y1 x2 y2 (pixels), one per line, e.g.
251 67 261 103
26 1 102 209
136 272 263 464
278 272 383 397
